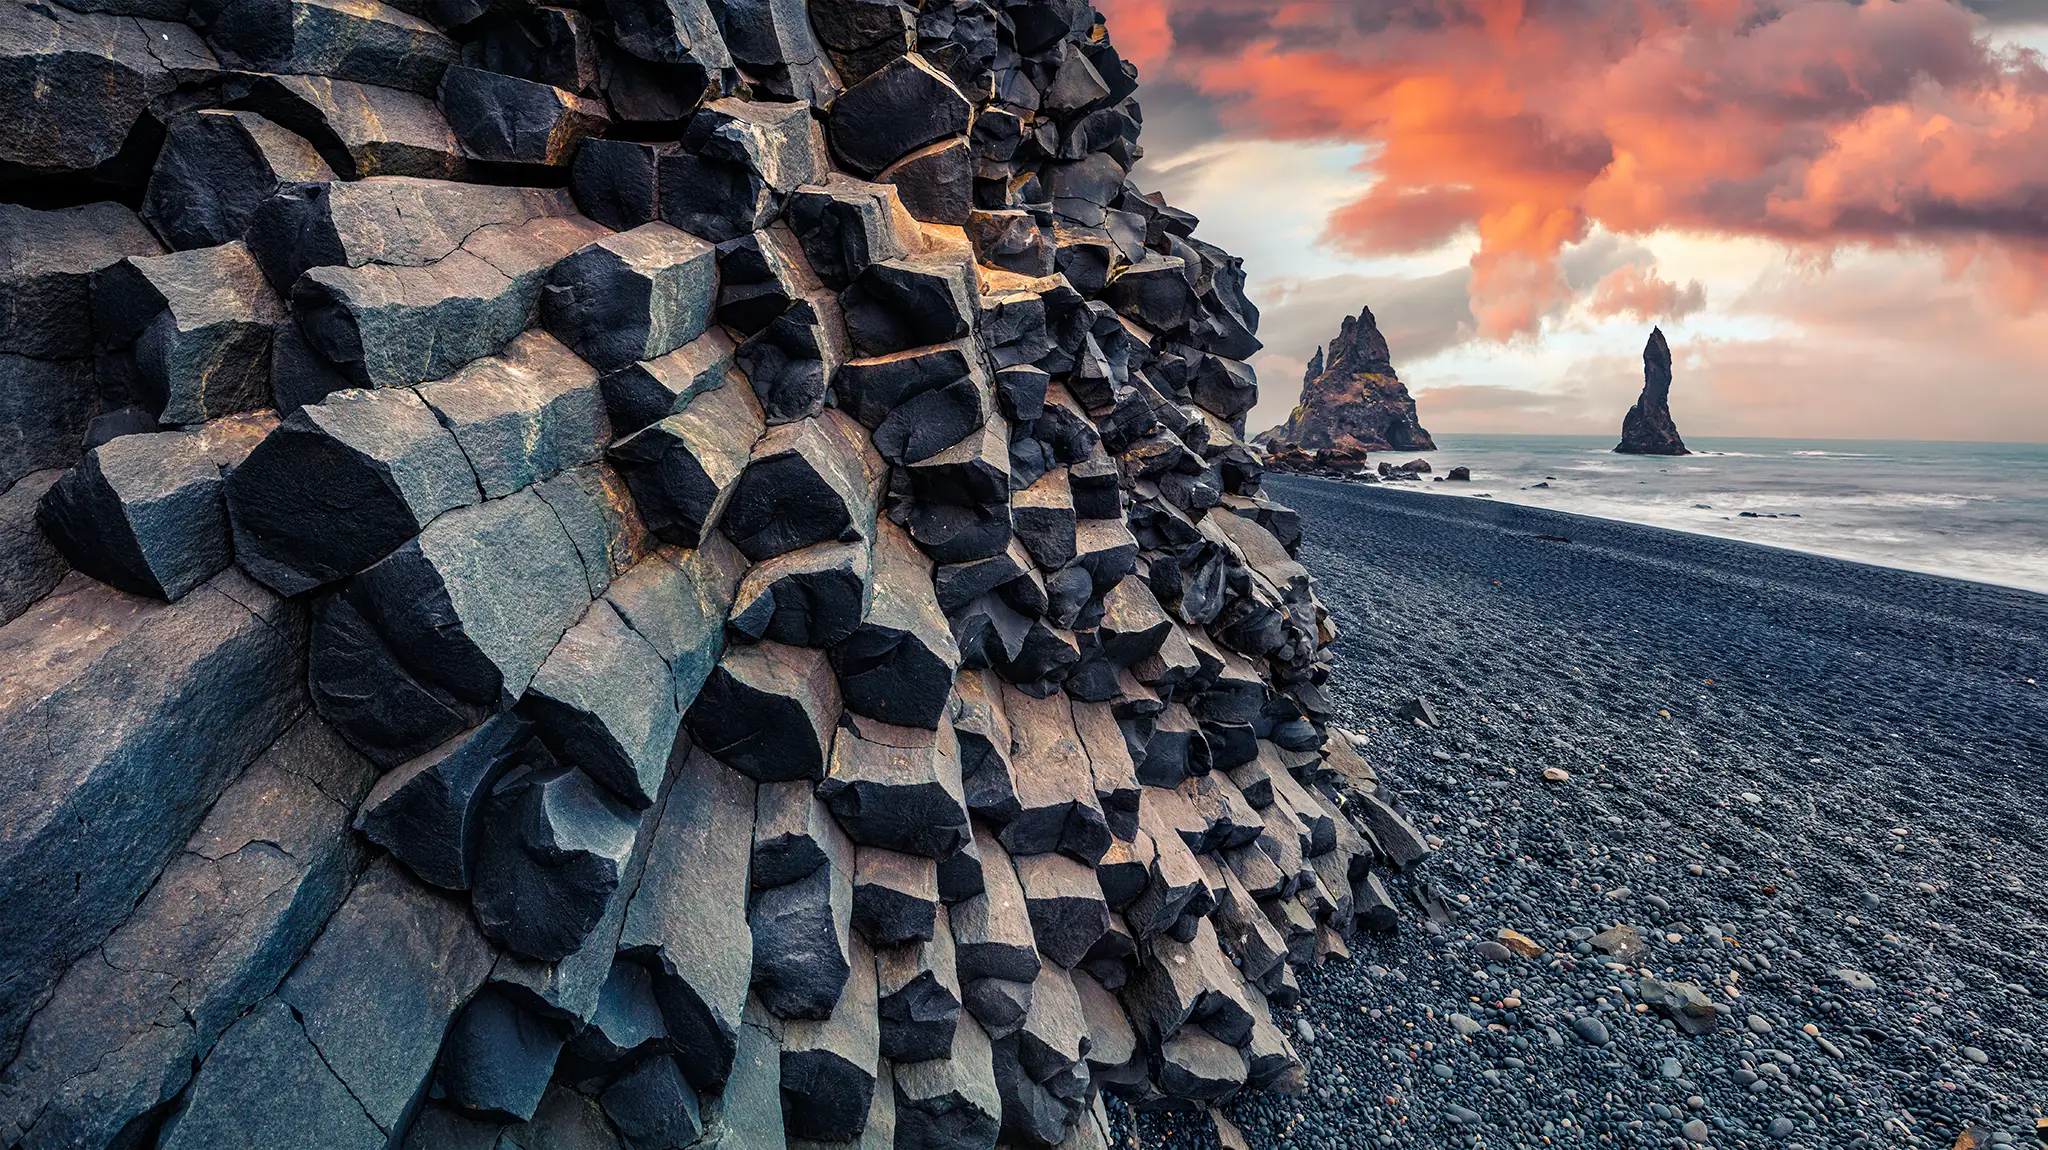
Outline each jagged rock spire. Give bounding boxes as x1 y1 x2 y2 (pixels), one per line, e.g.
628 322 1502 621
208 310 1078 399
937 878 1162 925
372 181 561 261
1327 305 1395 377
1265 305 1434 452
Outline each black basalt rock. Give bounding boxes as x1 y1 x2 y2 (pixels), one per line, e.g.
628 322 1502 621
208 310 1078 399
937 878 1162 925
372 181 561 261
142 110 336 252
825 52 972 179
438 65 610 167
472 764 640 962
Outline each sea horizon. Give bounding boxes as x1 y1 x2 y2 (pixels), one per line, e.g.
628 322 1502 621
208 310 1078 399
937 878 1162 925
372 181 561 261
1334 432 2048 595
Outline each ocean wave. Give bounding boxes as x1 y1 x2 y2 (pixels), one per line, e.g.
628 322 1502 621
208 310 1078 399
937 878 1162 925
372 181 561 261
1788 450 1881 458
1445 492 2048 592
1709 492 1991 511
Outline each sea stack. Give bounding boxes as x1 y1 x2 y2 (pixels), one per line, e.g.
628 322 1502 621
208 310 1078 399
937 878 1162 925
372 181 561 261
1615 328 1690 455
1263 305 1435 452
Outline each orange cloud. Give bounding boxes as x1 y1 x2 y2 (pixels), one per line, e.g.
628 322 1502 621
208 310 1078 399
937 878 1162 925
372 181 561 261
1096 0 1174 76
1130 0 2048 337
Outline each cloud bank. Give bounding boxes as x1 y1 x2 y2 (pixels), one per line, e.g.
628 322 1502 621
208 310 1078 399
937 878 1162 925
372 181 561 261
1106 0 2048 339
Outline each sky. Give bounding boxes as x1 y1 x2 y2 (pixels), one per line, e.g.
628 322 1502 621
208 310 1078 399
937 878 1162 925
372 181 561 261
1099 0 2048 443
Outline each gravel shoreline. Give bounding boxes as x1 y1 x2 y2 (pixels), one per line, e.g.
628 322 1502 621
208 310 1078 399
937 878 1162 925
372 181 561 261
1130 479 2048 1150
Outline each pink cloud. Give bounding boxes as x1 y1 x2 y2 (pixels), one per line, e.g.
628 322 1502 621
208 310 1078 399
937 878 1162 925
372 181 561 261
1124 0 2048 338
1585 265 1708 321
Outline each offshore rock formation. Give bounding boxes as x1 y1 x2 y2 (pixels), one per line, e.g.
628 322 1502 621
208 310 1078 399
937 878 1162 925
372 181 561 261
0 1 1432 1147
1615 328 1689 456
1262 305 1434 453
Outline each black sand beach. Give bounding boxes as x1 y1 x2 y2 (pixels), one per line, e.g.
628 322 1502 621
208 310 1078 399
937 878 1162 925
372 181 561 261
1147 479 2048 1149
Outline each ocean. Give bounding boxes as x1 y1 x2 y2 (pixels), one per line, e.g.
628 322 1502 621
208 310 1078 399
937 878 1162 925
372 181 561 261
1375 434 2048 595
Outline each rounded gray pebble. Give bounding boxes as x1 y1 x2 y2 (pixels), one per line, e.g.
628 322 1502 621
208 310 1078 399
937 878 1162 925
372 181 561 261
1571 1015 1610 1046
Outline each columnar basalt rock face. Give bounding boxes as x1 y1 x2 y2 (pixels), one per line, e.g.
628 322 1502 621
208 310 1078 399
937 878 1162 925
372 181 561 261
1263 305 1435 455
0 0 1434 1144
1615 326 1689 456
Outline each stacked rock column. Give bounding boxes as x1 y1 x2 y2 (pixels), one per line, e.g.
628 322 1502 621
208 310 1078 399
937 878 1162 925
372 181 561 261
0 0 1434 1147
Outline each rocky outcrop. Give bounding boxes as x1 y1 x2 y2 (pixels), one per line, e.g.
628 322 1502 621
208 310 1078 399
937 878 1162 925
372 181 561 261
1262 305 1434 453
1615 327 1688 456
0 2 1432 1146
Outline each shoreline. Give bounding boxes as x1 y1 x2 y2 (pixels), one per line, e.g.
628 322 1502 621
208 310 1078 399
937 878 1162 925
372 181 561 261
1196 474 2048 1150
1282 473 2048 604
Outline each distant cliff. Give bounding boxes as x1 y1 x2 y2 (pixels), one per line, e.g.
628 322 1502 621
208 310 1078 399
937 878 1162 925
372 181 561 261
1615 328 1689 455
1260 306 1435 452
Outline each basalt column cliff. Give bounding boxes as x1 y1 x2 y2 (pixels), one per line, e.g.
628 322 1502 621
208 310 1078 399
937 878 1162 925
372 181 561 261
0 1 1429 1145
1263 305 1434 453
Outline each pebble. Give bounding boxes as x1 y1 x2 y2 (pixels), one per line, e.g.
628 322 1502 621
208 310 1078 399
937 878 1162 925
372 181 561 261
1570 1016 1611 1046
1769 1117 1796 1138
1543 767 1570 781
1474 941 1513 963
1963 1046 1990 1064
1834 969 1878 990
1295 1018 1315 1043
1496 929 1545 960
1659 1057 1682 1080
1746 1013 1774 1034
1683 1118 1710 1142
1448 1013 1483 1036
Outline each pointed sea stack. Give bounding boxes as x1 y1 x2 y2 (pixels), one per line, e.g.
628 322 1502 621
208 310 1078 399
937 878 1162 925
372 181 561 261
1615 328 1689 456
1263 305 1434 452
